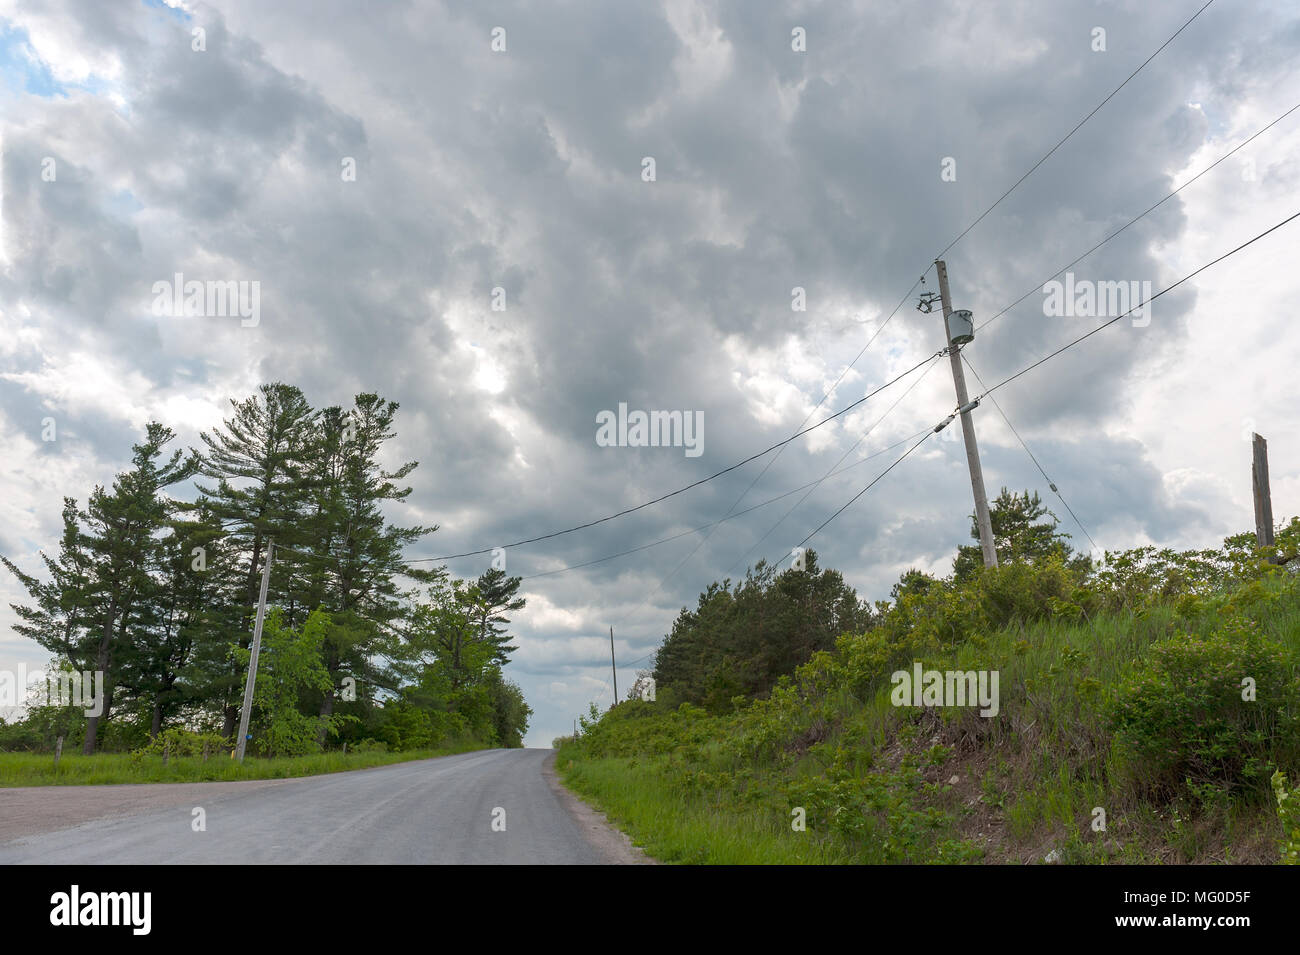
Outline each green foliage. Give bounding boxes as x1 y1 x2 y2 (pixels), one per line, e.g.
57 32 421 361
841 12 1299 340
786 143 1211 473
653 550 875 709
1 382 534 761
953 488 1083 583
0 745 478 786
235 609 337 757
559 513 1300 864
132 727 228 759
1108 616 1300 800
1272 771 1299 864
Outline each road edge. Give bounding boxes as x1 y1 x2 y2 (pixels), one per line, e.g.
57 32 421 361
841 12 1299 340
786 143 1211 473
542 751 657 865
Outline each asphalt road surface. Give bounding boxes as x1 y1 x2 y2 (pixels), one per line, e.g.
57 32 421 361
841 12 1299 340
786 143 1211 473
0 749 645 865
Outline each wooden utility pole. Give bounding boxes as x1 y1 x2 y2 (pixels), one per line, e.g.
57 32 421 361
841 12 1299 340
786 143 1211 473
609 627 619 705
935 260 998 568
235 541 273 762
1252 433 1275 550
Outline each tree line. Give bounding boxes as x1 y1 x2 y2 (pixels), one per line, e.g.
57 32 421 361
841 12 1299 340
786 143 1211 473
648 488 1085 708
1 383 531 755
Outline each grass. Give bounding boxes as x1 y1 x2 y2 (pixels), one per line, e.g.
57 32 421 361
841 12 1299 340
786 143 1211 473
556 569 1300 865
0 740 486 786
557 754 849 864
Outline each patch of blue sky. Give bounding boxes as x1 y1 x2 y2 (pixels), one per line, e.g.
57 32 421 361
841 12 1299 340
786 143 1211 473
0 20 122 103
105 189 145 218
143 0 192 24
0 21 65 97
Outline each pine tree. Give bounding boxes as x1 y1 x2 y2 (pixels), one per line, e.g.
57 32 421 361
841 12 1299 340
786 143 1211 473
464 568 524 667
193 383 317 739
952 488 1076 582
302 393 438 744
115 498 237 736
3 423 197 753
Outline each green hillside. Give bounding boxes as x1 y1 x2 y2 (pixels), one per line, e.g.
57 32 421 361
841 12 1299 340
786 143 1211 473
556 509 1300 865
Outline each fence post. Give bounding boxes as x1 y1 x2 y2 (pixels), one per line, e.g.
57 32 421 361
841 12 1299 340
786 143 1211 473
54 735 63 770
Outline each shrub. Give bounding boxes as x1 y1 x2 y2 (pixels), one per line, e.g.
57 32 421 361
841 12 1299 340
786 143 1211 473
1272 771 1299 864
976 558 1076 630
132 727 229 759
1109 617 1300 800
0 718 47 752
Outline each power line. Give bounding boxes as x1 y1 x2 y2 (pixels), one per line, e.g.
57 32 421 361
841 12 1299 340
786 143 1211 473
960 353 1097 551
784 429 937 561
599 361 939 635
602 5 1218 670
754 208 1299 585
617 420 944 673
338 4 1223 690
971 209 1300 402
723 352 947 578
517 429 931 581
976 99 1300 334
411 349 943 562
937 0 1216 262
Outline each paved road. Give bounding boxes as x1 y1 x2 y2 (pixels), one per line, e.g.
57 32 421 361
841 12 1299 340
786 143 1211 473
0 749 642 865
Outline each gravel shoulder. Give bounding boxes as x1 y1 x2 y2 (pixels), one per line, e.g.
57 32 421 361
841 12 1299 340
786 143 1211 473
543 751 655 865
0 777 298 844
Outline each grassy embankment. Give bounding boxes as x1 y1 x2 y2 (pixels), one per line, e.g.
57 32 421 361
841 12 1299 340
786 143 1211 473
556 550 1300 865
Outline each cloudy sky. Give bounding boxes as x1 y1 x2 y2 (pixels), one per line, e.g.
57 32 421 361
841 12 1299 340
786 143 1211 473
2 0 1298 746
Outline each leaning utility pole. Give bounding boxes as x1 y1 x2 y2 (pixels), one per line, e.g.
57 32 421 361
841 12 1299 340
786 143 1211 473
235 541 274 762
935 260 998 568
608 627 619 705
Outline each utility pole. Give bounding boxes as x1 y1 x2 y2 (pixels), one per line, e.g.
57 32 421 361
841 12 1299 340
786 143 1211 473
235 541 273 762
1252 433 1275 552
609 626 618 705
935 260 998 569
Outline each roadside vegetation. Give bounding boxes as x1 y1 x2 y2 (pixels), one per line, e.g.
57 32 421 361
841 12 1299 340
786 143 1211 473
0 738 483 787
0 382 532 767
557 493 1300 865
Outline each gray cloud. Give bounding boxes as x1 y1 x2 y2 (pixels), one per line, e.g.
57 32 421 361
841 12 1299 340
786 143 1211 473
2 0 1297 745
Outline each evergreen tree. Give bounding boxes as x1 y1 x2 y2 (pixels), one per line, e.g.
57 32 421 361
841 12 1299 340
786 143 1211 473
652 551 872 708
464 568 524 667
3 423 197 752
952 488 1077 583
193 383 317 739
302 394 438 744
115 498 237 736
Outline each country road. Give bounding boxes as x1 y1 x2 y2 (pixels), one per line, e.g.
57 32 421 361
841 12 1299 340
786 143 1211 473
0 749 647 865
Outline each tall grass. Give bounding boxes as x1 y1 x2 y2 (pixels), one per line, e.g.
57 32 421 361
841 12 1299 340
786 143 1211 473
559 569 1300 864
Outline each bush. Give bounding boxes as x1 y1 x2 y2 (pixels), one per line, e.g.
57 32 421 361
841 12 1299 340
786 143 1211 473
976 558 1077 630
1273 771 1300 864
0 718 47 752
132 727 229 759
1109 617 1300 800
